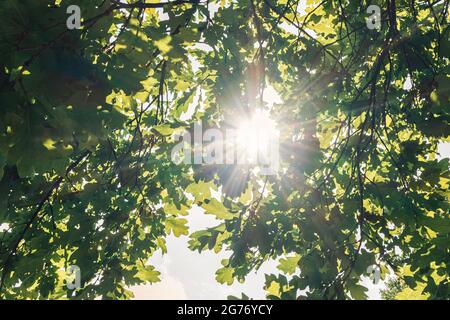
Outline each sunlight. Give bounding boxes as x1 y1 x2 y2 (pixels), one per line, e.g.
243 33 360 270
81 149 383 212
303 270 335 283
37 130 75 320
235 109 279 164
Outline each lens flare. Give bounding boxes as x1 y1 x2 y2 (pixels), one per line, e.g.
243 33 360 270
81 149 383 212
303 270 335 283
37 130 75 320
235 109 279 164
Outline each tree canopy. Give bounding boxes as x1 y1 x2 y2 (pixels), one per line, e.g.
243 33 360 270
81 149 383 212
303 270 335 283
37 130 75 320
0 0 449 299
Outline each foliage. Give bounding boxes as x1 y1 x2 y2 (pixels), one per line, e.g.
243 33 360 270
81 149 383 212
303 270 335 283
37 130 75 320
0 0 449 299
380 278 405 300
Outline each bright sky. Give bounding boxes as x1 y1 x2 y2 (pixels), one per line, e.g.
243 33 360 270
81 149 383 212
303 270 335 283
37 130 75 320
131 206 278 300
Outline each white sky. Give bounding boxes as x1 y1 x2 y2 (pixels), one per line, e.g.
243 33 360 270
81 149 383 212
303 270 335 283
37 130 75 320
130 206 279 300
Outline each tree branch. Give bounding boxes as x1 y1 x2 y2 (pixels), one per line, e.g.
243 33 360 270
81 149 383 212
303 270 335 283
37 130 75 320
111 0 199 9
0 150 91 295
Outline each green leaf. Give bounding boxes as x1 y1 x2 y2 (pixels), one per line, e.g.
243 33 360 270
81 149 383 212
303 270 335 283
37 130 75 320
135 265 161 283
349 283 368 300
165 217 189 237
277 255 300 275
154 36 172 54
203 199 234 219
216 266 234 285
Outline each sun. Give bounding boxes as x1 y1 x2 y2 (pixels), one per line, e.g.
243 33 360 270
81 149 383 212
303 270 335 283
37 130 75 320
235 109 279 164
